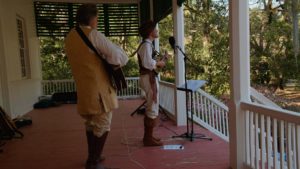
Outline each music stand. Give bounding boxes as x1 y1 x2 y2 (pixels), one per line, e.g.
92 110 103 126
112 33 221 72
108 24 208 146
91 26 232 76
173 80 212 142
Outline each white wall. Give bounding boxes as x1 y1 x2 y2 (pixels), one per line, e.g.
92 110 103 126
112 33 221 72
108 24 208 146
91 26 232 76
0 0 42 118
0 1 11 113
0 17 3 109
0 13 3 108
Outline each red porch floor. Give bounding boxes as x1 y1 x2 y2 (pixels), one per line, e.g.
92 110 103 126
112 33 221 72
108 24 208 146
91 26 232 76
0 100 229 169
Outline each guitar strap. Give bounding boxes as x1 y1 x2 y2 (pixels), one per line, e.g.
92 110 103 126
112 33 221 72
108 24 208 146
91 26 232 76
75 26 109 65
75 26 127 90
130 40 158 58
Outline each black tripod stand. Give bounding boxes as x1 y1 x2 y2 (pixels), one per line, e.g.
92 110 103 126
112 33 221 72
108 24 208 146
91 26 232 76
130 100 167 117
171 46 212 142
130 100 147 116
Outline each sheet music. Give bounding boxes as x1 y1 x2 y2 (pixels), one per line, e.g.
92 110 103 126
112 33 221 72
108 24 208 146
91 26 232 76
177 80 206 92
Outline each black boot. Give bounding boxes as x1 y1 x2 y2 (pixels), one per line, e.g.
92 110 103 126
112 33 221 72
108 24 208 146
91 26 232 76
85 131 109 169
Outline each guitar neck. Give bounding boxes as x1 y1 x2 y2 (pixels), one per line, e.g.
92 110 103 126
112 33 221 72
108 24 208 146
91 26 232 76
160 54 169 62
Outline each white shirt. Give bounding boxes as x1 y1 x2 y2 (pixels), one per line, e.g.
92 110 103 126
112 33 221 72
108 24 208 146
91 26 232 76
137 39 157 70
84 26 128 67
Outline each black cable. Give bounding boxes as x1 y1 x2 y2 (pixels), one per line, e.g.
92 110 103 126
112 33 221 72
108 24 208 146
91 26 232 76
160 123 180 136
158 111 180 136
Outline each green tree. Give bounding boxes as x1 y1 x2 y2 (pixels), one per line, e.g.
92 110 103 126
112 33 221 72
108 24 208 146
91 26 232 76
40 37 72 80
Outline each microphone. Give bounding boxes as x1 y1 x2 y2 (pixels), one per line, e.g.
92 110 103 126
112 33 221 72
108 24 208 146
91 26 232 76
168 36 176 49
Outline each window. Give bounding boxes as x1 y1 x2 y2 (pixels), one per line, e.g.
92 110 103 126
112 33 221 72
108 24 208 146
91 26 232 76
16 16 31 79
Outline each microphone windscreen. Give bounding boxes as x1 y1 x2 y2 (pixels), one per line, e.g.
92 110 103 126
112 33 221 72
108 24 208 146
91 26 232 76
168 36 175 49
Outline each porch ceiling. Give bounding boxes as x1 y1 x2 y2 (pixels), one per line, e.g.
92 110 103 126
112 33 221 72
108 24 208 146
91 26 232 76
33 0 185 37
34 1 139 37
35 0 140 4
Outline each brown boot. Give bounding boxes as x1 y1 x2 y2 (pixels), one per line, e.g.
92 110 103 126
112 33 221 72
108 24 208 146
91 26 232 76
85 131 109 169
152 118 161 142
143 116 163 146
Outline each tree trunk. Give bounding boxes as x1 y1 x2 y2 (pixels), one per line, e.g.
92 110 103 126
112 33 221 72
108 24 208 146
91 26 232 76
292 0 299 71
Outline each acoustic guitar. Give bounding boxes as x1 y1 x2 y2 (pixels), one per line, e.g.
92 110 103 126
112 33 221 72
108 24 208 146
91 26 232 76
76 26 127 91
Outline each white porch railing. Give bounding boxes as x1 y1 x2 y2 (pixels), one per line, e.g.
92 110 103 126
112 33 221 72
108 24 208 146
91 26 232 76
191 89 229 142
117 77 142 99
159 81 176 116
41 77 142 99
247 88 300 168
250 87 282 109
159 80 230 142
42 79 76 95
242 102 300 169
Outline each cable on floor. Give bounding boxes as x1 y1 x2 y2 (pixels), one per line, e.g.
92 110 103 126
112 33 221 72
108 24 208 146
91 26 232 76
121 114 146 169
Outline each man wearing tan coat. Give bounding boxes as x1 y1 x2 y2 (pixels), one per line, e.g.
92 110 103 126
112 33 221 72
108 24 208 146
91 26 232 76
65 4 128 169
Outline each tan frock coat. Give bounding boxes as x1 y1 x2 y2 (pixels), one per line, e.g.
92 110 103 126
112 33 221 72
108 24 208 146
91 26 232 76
65 27 118 115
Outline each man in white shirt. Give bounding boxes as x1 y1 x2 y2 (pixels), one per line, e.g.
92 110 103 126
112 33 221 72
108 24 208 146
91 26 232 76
65 4 128 169
138 20 166 146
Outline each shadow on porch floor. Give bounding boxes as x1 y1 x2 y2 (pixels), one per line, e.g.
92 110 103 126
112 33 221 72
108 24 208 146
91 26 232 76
0 99 229 169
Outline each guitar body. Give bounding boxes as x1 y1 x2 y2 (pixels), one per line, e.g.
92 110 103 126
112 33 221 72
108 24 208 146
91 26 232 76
75 26 127 92
102 61 127 91
111 68 127 90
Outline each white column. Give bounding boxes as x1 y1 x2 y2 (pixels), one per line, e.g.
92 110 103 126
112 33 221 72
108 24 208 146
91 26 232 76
154 24 160 52
229 0 251 169
173 0 186 126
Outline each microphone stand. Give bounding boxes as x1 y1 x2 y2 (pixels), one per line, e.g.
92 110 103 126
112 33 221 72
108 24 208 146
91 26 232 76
172 45 212 142
176 46 204 74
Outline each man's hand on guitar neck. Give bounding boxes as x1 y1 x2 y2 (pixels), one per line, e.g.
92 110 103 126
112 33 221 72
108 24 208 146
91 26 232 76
156 61 166 68
163 51 171 61
156 51 171 68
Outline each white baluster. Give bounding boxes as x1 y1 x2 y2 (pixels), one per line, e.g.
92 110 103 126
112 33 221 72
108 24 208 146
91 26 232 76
218 106 222 133
250 111 255 168
292 124 296 169
222 109 226 135
266 116 272 169
225 109 229 137
261 115 266 169
195 92 199 118
200 95 204 122
280 121 285 169
212 103 215 129
273 119 278 169
245 110 250 165
204 97 208 123
255 113 259 169
193 92 196 118
287 123 292 169
296 125 300 169
208 100 212 126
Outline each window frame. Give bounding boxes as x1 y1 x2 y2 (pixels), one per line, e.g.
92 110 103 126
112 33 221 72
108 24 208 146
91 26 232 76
16 15 31 79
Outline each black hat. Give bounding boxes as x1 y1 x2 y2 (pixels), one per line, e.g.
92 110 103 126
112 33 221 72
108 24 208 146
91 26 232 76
139 20 156 39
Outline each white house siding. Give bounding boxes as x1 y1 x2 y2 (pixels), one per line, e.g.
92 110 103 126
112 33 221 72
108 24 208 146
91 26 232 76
0 0 41 118
0 17 3 108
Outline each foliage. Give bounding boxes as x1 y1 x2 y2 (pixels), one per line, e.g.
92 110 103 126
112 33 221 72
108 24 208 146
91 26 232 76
40 36 140 80
249 1 299 88
158 0 230 96
40 37 72 80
